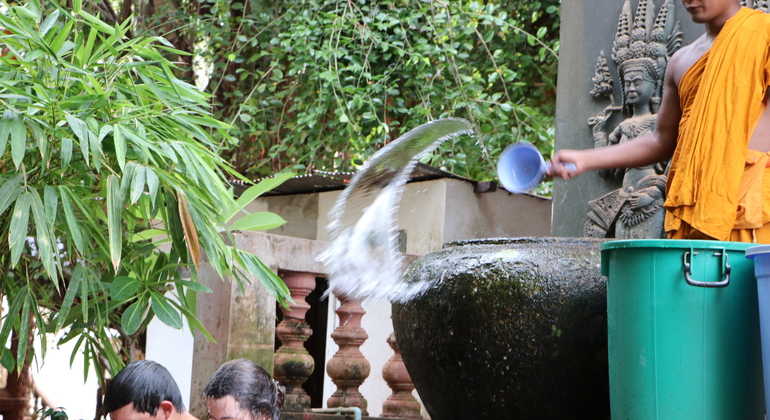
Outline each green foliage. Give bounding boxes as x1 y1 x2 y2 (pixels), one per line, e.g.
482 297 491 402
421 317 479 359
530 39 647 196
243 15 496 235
0 0 290 380
192 0 560 184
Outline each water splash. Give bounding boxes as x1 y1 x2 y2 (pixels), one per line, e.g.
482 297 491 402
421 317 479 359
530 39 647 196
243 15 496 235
319 118 475 303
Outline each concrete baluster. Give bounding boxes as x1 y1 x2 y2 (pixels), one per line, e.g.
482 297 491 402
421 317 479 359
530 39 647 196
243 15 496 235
274 270 316 412
326 295 370 415
381 332 422 419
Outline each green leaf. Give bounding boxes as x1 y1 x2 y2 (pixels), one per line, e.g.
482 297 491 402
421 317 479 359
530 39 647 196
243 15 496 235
73 0 82 13
0 286 27 353
145 168 159 207
43 186 57 227
9 192 31 266
225 172 295 221
229 212 287 231
150 291 183 329
61 137 73 170
113 125 126 170
40 9 60 36
59 187 86 254
78 10 116 35
131 229 166 242
10 113 27 169
170 279 212 293
107 174 122 270
16 297 31 372
0 174 23 215
121 301 145 335
0 348 14 372
130 164 146 204
110 276 140 301
55 264 83 330
30 188 57 283
66 114 89 166
0 110 13 157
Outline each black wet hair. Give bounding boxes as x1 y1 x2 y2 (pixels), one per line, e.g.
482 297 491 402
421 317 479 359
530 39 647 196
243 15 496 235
103 360 186 415
203 359 285 420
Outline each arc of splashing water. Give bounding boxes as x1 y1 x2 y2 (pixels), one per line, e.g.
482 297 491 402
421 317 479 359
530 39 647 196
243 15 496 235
319 118 475 303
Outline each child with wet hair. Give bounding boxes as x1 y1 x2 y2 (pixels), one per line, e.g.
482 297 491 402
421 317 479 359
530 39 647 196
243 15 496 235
203 358 285 420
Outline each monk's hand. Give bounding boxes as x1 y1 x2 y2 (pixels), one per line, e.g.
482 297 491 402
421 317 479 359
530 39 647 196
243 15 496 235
549 150 582 180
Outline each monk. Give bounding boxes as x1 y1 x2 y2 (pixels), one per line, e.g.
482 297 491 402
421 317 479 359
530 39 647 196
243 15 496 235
551 0 770 243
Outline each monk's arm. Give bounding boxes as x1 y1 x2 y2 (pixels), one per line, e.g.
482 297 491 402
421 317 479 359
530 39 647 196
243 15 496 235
551 60 682 179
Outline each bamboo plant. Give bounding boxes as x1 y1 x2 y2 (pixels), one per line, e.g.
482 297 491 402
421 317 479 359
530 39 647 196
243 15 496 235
0 0 290 381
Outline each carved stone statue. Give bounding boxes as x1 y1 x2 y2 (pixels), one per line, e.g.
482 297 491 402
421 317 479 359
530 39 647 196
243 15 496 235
584 0 681 239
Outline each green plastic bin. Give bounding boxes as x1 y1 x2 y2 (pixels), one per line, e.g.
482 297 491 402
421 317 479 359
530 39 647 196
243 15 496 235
601 239 765 419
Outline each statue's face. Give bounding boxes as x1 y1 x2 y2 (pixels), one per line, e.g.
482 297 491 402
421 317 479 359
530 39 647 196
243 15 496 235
623 70 655 106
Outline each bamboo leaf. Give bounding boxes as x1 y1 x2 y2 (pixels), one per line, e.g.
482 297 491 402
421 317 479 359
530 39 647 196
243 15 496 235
78 10 116 35
169 279 212 293
130 165 146 205
150 291 183 329
176 301 215 343
131 229 166 243
107 174 122 270
121 301 145 335
145 168 159 207
16 298 31 372
113 125 126 170
164 192 187 264
10 113 27 169
59 187 86 254
73 0 82 14
0 110 13 157
50 18 71 55
55 263 83 331
0 174 24 215
0 286 26 354
40 9 59 36
30 188 57 284
80 266 90 321
110 276 140 301
119 162 136 203
233 172 295 214
9 192 31 266
177 193 200 268
229 212 287 231
43 186 57 228
65 114 88 149
61 137 73 170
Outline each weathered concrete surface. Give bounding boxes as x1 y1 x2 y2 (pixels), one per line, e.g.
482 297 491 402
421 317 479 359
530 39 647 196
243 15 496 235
552 0 704 237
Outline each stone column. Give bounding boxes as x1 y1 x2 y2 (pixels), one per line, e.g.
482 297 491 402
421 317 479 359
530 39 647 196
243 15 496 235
381 333 422 419
326 295 370 415
274 270 316 412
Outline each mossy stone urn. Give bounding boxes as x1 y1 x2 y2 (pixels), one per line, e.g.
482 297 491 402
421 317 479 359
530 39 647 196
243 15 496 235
392 237 610 420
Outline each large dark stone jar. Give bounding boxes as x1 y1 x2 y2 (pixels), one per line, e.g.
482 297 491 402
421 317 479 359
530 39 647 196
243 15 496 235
392 237 609 420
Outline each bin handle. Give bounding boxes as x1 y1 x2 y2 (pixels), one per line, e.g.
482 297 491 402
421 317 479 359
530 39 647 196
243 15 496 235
683 251 731 288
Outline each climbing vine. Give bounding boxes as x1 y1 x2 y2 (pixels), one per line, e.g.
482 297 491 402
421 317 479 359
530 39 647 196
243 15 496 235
181 0 560 185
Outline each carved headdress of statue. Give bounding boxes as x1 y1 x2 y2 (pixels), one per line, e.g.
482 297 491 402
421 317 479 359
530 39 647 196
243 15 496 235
611 0 681 113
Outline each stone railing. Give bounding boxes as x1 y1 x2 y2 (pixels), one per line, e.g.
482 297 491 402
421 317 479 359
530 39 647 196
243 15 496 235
190 231 423 419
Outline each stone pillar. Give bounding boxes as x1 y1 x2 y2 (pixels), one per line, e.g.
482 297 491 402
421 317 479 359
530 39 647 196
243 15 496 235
190 232 277 419
274 270 316 412
326 296 370 415
381 333 422 419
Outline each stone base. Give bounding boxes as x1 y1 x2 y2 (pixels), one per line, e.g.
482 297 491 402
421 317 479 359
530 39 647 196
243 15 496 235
281 414 411 420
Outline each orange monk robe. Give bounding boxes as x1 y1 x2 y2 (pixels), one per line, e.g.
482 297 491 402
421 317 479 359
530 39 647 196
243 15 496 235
665 7 770 242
